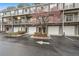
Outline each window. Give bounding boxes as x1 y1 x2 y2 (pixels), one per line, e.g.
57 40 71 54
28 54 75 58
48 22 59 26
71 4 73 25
6 12 10 16
25 9 27 12
50 4 57 11
14 10 18 15
0 13 3 17
11 11 15 15
74 13 78 21
65 3 73 9
65 14 73 21
41 5 49 12
4 12 6 15
41 7 44 10
23 9 29 14
58 3 63 10
25 27 27 32
18 9 23 14
37 7 41 12
75 3 79 8
31 7 36 13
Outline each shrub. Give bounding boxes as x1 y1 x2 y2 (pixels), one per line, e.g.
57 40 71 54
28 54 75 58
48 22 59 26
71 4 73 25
8 32 18 35
33 32 47 37
7 31 26 35
18 31 26 34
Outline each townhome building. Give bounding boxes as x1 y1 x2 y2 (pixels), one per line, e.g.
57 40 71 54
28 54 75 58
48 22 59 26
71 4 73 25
0 3 79 36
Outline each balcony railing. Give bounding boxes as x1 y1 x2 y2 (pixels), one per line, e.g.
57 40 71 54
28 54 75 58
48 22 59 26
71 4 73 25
64 4 74 9
3 21 13 25
74 3 79 8
1 3 79 17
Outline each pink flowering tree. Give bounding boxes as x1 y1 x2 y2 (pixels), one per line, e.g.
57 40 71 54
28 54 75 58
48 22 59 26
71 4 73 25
31 6 61 34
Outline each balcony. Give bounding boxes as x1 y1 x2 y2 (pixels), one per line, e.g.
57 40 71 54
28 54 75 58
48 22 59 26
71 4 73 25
41 5 49 12
30 7 36 14
64 4 74 9
50 4 58 11
3 21 13 25
18 9 23 15
3 12 11 17
74 3 79 8
10 10 19 16
0 13 4 17
57 3 63 10
60 3 79 10
64 13 78 23
23 9 30 14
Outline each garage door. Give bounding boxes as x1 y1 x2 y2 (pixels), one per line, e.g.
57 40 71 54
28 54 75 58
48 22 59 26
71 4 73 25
28 27 36 34
14 27 26 32
14 27 19 32
48 26 59 35
64 26 75 35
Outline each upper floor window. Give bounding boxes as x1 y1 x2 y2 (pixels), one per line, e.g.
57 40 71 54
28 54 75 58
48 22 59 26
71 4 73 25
50 4 57 11
18 9 23 14
11 11 15 15
14 10 18 15
41 5 49 12
65 14 73 22
25 9 27 12
74 3 79 8
6 12 10 16
64 3 73 9
37 7 41 12
0 13 3 17
23 8 29 14
30 7 36 13
41 6 44 10
58 3 63 10
4 12 6 15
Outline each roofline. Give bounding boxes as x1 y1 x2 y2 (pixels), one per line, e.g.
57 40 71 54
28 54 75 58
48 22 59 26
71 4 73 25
0 3 51 13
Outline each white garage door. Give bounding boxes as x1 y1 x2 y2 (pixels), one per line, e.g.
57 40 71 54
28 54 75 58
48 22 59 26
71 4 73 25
28 27 36 34
14 27 26 32
64 26 75 35
48 26 59 35
14 27 19 32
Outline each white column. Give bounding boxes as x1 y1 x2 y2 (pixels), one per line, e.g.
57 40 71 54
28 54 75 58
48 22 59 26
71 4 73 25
78 12 79 21
73 14 74 22
62 3 65 35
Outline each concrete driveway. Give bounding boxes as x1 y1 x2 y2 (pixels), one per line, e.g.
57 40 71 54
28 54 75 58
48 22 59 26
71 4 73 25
0 33 79 56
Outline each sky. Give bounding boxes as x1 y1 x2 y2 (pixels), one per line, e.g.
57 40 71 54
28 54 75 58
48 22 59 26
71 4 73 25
0 3 18 10
0 3 32 10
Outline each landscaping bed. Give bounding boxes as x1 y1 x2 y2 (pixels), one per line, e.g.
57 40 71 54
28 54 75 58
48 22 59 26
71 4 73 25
31 32 51 41
5 31 26 38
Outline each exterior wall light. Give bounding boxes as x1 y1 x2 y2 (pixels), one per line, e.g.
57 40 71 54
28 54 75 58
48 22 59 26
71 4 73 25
17 17 21 20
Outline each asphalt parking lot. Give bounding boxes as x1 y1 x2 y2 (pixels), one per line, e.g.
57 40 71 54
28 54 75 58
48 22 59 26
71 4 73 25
0 33 79 56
